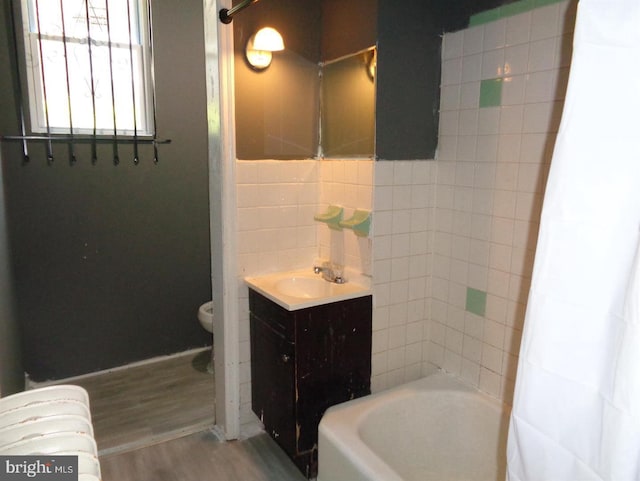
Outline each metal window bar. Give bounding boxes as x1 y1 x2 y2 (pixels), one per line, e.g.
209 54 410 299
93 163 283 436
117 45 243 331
84 0 98 163
1 0 170 164
147 0 158 164
59 0 77 164
7 0 29 162
33 0 53 162
126 0 139 164
105 0 119 164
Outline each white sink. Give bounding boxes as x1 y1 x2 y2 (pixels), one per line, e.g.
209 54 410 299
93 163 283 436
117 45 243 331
245 269 371 311
275 276 334 299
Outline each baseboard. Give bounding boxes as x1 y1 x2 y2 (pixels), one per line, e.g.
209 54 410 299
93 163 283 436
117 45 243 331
239 420 264 440
26 347 212 389
99 420 215 457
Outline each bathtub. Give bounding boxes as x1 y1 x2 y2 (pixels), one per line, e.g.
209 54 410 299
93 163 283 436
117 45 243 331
317 372 510 481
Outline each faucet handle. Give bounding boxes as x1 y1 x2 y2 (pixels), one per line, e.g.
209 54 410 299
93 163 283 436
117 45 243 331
313 260 331 274
313 261 346 283
330 263 346 284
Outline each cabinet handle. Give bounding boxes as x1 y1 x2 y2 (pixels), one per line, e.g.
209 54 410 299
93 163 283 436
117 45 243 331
281 354 290 363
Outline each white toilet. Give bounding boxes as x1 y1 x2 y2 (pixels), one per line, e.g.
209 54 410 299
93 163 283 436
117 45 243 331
198 301 214 333
198 301 214 374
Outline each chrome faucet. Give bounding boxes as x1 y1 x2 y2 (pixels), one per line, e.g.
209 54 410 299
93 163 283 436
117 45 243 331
313 261 345 284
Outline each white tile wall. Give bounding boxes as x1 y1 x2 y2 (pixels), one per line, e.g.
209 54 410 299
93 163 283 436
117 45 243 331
236 160 319 278
317 159 373 277
370 161 436 392
432 0 576 403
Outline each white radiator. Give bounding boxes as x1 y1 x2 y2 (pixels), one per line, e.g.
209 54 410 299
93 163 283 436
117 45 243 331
0 385 101 480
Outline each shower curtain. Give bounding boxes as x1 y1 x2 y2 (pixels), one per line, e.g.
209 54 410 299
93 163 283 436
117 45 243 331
506 0 640 480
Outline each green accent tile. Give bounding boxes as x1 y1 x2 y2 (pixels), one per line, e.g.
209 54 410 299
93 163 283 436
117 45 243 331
501 0 535 17
470 0 566 27
469 7 502 26
479 78 503 108
466 288 487 317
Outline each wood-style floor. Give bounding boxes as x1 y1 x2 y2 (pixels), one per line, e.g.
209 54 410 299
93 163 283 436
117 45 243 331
66 348 215 455
53 348 306 480
99 431 307 481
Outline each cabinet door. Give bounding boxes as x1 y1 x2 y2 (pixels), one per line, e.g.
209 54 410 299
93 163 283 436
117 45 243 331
250 314 296 455
295 296 372 452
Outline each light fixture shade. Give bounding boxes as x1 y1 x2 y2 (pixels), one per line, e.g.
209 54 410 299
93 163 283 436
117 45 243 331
245 49 273 70
245 27 284 70
252 27 284 52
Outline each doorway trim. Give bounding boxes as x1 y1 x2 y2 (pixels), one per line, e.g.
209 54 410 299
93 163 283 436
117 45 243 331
203 0 240 440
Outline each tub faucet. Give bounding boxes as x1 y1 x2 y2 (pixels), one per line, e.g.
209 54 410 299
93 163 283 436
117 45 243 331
313 262 345 284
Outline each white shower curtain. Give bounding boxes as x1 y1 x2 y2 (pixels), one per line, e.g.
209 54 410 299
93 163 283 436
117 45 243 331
506 0 640 480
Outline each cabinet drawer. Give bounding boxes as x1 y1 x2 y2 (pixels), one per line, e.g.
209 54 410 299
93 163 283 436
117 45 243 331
249 288 294 339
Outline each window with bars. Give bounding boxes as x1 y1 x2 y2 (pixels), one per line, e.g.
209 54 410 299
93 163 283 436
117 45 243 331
21 0 155 138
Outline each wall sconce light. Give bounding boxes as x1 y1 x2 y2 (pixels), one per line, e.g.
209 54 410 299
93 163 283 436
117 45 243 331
245 27 285 71
367 49 377 81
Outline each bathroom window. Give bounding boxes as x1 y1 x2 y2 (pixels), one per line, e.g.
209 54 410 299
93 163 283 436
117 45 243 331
20 0 154 136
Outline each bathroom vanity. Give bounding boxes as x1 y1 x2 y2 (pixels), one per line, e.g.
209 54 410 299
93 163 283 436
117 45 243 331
246 271 372 478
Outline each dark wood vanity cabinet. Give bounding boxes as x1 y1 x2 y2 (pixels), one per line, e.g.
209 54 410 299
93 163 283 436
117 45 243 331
249 289 372 478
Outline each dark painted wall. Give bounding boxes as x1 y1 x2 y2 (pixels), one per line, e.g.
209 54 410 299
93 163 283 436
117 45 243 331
435 0 522 32
0 151 23 395
0 0 212 382
376 0 440 160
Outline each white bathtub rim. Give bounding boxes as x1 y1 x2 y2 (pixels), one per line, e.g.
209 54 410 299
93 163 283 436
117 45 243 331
322 371 479 431
324 371 509 427
318 371 509 481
